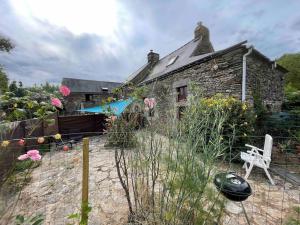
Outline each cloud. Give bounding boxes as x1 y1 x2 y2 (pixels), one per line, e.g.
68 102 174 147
0 0 299 86
291 18 300 30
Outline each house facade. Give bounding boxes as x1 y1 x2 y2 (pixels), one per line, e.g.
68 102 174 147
62 78 123 112
127 22 287 121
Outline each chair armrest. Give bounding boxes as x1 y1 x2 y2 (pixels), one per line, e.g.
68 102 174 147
245 144 256 149
245 144 264 152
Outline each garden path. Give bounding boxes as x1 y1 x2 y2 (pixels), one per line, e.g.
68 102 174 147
0 135 299 225
0 136 128 225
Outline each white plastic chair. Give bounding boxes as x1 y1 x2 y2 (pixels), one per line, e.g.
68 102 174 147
241 134 275 185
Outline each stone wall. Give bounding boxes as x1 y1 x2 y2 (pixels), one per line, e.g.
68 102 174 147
246 53 285 112
144 47 284 120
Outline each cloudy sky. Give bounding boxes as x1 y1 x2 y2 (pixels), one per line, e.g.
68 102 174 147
0 0 299 86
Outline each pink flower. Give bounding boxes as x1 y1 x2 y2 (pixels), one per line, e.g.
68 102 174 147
18 154 29 161
17 150 42 161
59 85 71 96
27 150 39 157
27 150 42 161
51 98 62 108
144 98 156 109
30 154 42 161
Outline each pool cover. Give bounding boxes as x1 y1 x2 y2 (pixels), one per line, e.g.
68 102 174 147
78 98 133 116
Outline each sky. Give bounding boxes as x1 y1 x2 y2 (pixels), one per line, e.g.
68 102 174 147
0 0 299 86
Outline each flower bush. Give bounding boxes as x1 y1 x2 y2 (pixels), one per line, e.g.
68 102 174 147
196 94 256 160
0 84 70 122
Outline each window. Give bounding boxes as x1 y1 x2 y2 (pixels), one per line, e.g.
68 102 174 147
178 106 186 120
177 85 188 102
102 88 108 93
85 94 93 102
167 56 178 67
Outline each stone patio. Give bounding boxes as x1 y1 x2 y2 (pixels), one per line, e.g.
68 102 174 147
0 136 128 225
0 136 299 225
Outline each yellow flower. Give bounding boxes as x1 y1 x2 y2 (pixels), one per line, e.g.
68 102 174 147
54 133 61 140
1 140 10 147
242 104 247 111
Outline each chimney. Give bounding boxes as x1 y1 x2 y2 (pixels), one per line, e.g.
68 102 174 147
147 50 159 64
192 22 214 56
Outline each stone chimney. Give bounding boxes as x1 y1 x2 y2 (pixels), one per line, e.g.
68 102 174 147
192 22 214 56
147 50 159 64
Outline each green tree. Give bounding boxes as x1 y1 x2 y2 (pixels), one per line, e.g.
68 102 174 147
0 67 8 94
9 80 18 93
277 53 300 90
0 35 14 52
0 35 13 93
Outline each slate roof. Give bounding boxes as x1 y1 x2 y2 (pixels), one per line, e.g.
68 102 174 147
62 78 123 93
126 64 149 83
128 39 287 85
143 40 249 84
143 38 214 83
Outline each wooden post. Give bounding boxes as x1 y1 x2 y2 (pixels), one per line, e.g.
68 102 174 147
81 138 89 225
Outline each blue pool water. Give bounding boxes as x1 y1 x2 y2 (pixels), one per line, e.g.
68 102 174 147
78 98 133 116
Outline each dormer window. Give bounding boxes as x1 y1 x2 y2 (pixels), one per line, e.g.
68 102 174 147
167 56 178 67
177 85 187 102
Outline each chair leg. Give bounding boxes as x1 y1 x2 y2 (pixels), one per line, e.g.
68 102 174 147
244 163 254 180
263 167 275 185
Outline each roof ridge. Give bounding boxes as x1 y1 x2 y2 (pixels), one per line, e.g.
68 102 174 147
62 77 123 84
126 63 149 81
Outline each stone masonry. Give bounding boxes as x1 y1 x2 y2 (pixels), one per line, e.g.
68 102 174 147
144 47 285 121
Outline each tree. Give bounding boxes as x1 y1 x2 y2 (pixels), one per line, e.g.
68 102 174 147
277 53 300 90
0 35 14 52
0 35 13 93
9 81 18 93
0 67 9 94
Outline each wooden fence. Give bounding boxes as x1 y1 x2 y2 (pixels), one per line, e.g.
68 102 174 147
0 113 137 183
57 114 107 139
0 113 58 182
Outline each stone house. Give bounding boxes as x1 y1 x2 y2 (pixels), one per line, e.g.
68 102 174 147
62 78 123 112
127 22 287 120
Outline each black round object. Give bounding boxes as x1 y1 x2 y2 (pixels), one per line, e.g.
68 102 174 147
214 172 252 202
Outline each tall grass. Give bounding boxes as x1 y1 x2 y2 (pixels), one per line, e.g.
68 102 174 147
115 85 232 224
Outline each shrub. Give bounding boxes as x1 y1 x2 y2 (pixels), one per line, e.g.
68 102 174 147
187 93 256 160
105 113 138 149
